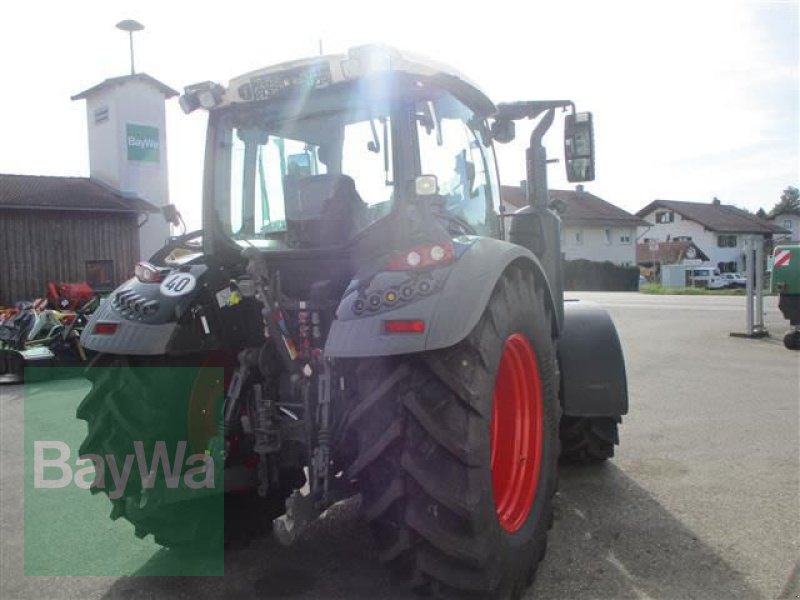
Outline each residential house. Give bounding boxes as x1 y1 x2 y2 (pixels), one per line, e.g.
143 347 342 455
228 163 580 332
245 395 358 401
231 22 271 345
635 199 789 272
636 240 710 279
501 185 649 266
770 210 800 242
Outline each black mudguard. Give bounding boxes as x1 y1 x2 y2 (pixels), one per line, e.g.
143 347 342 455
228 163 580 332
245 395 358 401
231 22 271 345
325 238 558 358
81 263 221 356
558 300 628 417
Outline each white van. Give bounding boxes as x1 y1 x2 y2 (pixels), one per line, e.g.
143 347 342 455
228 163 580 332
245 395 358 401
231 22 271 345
685 266 724 288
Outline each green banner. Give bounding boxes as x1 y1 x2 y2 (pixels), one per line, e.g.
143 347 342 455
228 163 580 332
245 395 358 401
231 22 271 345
126 123 160 163
24 367 224 576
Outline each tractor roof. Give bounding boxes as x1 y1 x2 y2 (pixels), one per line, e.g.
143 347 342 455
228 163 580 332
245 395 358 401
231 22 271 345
221 44 496 117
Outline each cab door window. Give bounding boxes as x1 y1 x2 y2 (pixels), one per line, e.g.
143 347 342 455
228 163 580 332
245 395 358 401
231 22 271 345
416 99 497 235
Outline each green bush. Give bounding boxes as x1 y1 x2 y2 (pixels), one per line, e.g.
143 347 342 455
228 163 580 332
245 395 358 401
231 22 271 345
639 284 752 296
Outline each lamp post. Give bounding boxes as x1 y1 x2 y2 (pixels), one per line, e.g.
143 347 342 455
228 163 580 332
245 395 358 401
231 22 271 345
116 19 144 75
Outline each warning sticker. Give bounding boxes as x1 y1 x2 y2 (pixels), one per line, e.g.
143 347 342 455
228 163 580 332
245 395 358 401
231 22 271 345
774 249 791 268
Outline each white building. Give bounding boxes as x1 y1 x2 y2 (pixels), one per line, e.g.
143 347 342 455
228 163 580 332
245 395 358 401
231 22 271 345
770 211 800 242
72 73 178 260
501 185 648 266
636 199 789 272
553 187 649 266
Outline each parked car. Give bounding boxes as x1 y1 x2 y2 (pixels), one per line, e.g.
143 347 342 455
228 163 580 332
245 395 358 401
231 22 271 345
719 272 747 288
687 267 725 289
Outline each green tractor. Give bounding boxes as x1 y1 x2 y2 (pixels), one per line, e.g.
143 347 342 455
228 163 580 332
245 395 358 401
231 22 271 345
771 243 800 349
78 45 628 597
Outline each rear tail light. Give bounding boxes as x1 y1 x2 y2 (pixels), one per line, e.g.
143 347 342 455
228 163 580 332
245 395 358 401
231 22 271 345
93 322 118 335
384 319 426 334
385 241 455 271
134 262 165 283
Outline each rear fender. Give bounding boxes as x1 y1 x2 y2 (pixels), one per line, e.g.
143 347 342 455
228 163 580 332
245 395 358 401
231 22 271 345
558 300 628 417
325 238 558 358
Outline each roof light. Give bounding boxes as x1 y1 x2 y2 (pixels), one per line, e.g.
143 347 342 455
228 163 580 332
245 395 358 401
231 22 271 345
384 319 425 334
179 81 226 114
341 45 401 80
385 241 455 271
198 90 218 109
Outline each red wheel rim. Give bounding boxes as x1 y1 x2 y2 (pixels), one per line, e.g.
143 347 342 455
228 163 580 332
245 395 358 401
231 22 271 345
490 333 544 533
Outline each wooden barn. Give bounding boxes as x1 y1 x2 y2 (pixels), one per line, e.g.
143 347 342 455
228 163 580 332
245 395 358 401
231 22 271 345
0 173 157 305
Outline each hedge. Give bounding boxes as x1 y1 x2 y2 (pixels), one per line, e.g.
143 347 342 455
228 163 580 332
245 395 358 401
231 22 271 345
563 259 640 291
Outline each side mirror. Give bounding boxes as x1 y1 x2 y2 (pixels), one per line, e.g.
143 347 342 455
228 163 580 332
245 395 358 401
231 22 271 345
490 119 516 144
162 204 186 235
161 204 182 227
564 112 595 182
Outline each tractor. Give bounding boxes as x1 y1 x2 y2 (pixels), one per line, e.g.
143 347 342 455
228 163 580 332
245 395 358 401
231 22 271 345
771 243 800 349
78 45 628 598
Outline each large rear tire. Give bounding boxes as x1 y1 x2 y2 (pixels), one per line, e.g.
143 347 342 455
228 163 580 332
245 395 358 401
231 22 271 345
348 266 559 598
76 355 291 548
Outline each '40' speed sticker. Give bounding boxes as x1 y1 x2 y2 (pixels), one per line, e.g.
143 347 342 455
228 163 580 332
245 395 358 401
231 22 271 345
160 272 197 297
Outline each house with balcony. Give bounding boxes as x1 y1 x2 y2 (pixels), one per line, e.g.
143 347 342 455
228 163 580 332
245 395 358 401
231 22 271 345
635 199 789 272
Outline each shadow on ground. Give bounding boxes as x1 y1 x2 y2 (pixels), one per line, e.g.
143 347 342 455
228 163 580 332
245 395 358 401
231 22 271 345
103 464 759 599
532 463 759 599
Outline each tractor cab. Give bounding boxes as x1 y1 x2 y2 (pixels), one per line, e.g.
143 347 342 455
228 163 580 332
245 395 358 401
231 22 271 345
183 46 503 278
178 45 597 308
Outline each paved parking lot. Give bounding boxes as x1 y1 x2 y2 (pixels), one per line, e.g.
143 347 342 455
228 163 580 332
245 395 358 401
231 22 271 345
1 292 798 599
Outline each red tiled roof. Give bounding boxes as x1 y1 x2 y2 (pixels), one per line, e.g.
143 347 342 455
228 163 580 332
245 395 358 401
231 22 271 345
636 199 788 234
501 185 649 227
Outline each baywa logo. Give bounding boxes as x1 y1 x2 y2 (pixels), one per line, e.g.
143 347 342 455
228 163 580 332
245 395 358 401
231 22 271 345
34 440 215 499
126 123 160 162
24 366 224 576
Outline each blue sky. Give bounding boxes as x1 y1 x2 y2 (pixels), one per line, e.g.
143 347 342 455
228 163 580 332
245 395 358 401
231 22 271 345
0 0 797 225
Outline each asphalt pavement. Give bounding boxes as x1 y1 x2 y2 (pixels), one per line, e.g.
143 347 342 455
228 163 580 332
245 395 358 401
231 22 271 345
1 292 798 599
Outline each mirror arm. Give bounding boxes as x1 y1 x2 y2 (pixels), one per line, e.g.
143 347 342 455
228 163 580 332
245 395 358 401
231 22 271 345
526 107 556 209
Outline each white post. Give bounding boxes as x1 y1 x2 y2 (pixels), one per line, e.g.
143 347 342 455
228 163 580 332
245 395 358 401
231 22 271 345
745 237 754 336
755 237 765 331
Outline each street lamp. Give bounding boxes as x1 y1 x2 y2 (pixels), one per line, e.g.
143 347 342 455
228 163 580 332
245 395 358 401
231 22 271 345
116 19 144 75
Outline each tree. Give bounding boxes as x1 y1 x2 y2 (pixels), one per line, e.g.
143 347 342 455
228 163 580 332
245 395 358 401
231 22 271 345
769 186 800 217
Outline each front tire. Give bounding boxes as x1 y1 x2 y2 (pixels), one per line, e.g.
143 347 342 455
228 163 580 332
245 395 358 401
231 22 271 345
784 331 800 350
348 267 559 598
558 416 620 464
76 355 292 548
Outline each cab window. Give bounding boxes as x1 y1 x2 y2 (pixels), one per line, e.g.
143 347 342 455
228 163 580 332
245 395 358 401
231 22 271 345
415 97 498 236
230 135 326 236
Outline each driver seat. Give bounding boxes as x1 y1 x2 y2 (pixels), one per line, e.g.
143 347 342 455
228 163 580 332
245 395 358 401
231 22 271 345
285 174 365 248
